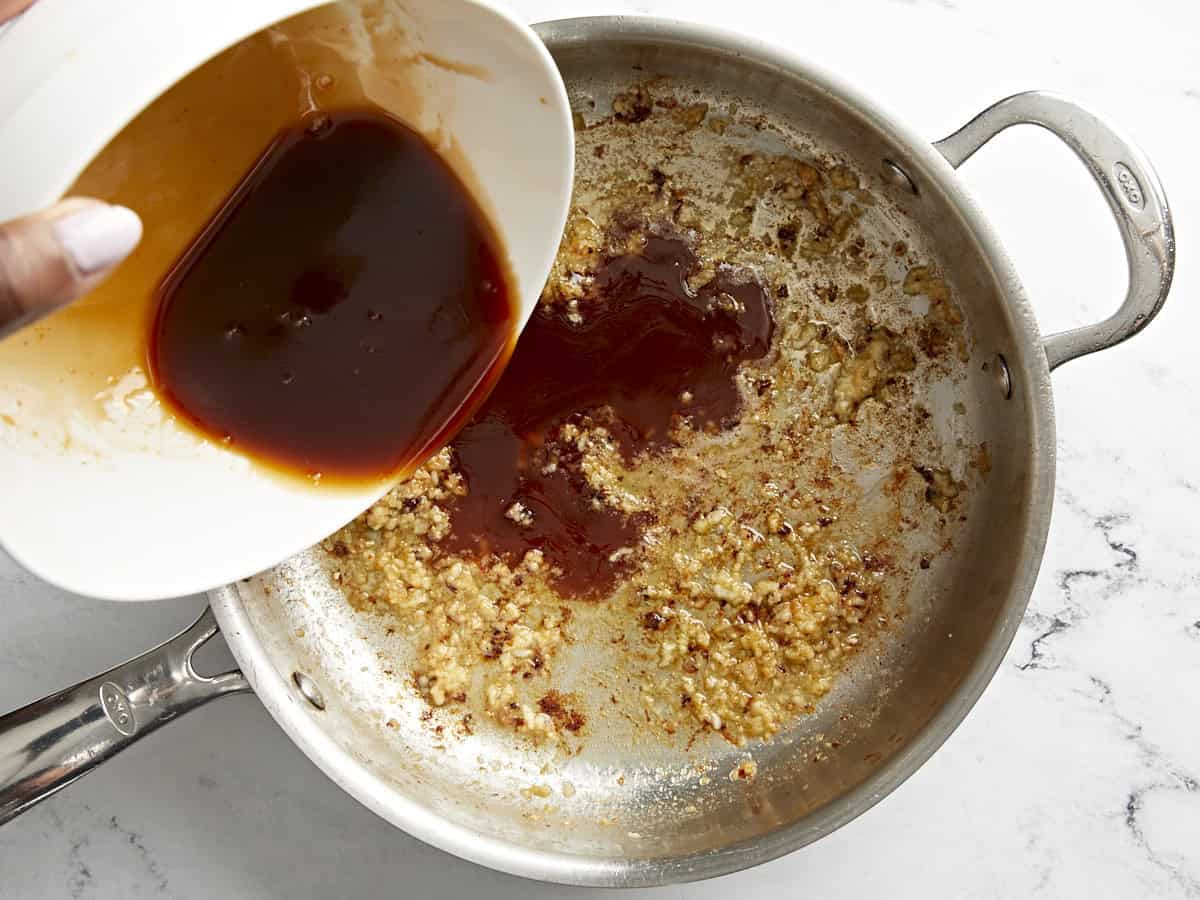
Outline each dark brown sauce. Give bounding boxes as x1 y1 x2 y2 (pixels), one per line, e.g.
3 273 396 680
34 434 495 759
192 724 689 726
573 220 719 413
149 108 514 481
445 235 774 598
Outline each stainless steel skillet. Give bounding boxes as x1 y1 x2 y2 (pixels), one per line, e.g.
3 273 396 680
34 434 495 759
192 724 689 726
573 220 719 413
0 15 1173 888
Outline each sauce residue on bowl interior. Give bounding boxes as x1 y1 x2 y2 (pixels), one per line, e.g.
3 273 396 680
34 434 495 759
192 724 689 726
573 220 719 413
149 107 514 483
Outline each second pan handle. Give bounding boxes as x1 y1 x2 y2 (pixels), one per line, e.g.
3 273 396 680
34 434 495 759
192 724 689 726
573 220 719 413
934 91 1175 370
0 607 249 826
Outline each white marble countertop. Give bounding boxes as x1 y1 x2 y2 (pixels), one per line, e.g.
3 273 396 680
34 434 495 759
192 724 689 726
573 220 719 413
1 0 1198 896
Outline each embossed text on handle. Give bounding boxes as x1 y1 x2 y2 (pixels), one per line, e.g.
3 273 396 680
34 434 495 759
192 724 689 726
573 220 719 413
99 682 136 736
1113 162 1145 209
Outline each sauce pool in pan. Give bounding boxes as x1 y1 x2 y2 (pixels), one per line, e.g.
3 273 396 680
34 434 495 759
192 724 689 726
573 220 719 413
444 235 774 598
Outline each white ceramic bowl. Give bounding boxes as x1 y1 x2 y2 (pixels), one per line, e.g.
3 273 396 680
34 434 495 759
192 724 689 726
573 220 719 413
0 0 573 600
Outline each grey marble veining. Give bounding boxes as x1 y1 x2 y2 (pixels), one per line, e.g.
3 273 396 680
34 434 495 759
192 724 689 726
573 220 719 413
1 0 1198 896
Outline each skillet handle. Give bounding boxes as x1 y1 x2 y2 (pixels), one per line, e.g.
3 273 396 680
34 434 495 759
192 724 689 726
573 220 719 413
0 607 249 825
934 91 1175 370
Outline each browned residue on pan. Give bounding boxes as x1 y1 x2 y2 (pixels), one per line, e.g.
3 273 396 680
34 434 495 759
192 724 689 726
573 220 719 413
325 81 978 750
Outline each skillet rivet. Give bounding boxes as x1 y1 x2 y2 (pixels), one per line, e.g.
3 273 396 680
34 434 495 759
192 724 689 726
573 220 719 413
995 353 1013 399
881 158 918 196
292 671 326 710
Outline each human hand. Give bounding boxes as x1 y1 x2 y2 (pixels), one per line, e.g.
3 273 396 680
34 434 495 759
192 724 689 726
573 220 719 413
0 200 142 340
0 0 36 22
0 1 143 339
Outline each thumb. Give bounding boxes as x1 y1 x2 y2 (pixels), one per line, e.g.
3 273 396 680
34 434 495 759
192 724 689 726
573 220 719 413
0 0 37 24
0 198 142 340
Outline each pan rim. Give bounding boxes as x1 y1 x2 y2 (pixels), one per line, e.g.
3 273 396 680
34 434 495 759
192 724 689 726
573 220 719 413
210 13 1055 887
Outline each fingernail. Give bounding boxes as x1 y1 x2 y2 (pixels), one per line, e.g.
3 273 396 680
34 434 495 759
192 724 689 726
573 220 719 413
53 204 143 275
